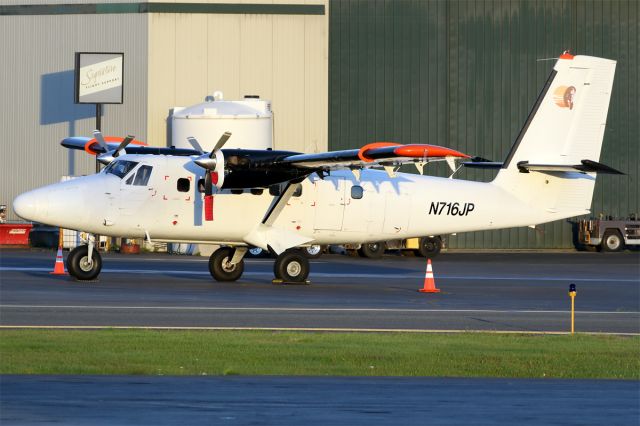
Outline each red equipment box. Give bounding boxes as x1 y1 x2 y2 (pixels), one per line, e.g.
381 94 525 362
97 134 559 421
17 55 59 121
0 223 33 245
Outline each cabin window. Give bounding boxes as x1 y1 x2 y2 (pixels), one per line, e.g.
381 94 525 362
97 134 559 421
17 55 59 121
133 165 153 186
292 184 302 197
250 188 264 195
197 178 205 193
104 160 139 179
351 185 363 199
177 178 190 192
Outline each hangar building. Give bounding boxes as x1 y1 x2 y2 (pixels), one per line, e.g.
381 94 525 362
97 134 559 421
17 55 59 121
1 0 637 249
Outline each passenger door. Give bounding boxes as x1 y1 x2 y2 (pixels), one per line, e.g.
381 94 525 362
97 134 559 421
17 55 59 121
313 176 346 230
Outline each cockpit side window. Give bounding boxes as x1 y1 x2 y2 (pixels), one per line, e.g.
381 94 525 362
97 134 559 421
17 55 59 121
104 160 139 179
133 165 153 186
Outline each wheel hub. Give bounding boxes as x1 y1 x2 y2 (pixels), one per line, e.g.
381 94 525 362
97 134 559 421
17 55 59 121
286 261 302 277
78 256 93 272
606 236 620 250
222 257 237 273
307 245 321 255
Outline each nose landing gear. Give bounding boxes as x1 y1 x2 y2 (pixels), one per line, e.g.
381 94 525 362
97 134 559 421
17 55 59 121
67 238 102 281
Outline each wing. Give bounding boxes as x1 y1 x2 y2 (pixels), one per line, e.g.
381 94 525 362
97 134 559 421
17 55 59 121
61 136 201 156
278 142 469 169
62 133 471 187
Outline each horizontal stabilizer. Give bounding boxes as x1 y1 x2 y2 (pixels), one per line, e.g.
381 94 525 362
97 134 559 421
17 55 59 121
516 159 624 174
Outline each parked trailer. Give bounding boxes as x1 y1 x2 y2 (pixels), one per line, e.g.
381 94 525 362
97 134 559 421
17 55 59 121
578 216 640 251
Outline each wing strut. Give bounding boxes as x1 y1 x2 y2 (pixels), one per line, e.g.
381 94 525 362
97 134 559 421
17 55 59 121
243 181 313 255
262 182 297 226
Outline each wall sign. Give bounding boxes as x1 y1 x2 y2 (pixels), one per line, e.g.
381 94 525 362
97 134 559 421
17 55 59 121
74 52 124 104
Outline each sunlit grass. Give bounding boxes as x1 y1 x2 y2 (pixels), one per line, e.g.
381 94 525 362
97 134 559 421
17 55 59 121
1 329 638 379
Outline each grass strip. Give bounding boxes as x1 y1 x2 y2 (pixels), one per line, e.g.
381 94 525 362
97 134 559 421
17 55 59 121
0 329 638 379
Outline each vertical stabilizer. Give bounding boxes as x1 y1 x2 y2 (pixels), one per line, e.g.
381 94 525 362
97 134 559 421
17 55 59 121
501 54 617 169
493 54 617 217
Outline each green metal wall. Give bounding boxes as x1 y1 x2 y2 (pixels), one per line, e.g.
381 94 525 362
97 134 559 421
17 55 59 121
329 0 639 249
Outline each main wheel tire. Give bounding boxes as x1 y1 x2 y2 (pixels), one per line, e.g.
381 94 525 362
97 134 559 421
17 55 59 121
303 244 324 259
66 247 80 277
358 242 385 259
415 236 442 258
601 230 624 252
274 251 310 282
67 245 102 280
209 247 244 281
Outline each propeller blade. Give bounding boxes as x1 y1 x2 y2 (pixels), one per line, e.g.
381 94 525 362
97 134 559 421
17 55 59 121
187 136 204 154
211 132 231 157
113 135 134 158
92 130 109 151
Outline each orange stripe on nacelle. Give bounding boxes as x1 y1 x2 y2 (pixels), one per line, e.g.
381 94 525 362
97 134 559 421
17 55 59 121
83 137 148 156
357 142 400 162
394 144 470 158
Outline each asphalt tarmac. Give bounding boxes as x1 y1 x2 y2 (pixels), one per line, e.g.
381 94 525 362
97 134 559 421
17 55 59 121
1 249 638 333
1 249 639 425
2 376 639 426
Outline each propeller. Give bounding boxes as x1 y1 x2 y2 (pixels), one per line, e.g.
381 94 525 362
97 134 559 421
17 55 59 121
187 136 204 154
94 131 136 165
114 135 134 158
92 130 109 152
192 132 231 221
193 132 231 171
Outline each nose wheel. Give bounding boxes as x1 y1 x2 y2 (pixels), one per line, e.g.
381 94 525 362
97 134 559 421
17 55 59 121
273 250 310 284
67 244 102 281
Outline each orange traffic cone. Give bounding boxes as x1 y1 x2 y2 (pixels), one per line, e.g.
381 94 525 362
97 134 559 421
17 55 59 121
50 246 68 275
418 258 440 293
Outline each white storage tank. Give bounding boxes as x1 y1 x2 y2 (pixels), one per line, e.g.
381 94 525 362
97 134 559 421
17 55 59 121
171 92 273 151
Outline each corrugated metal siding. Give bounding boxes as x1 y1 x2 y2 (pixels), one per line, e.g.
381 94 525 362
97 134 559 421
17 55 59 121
147 2 329 153
329 0 639 249
0 12 148 221
329 0 448 148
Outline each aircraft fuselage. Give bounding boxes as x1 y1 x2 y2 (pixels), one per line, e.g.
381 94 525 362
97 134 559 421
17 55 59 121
15 154 555 247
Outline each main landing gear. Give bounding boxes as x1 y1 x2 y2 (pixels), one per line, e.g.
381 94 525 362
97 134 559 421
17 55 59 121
67 236 102 281
273 250 310 283
208 246 310 284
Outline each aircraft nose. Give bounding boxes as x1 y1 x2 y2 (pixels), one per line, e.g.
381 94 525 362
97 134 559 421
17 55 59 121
13 189 48 222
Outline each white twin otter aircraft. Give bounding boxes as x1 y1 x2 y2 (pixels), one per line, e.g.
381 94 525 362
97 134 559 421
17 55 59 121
14 54 621 283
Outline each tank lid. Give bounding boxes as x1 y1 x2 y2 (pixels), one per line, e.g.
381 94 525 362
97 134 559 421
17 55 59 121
173 97 271 119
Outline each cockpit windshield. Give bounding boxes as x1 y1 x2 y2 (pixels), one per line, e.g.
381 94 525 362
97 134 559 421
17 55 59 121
104 160 139 179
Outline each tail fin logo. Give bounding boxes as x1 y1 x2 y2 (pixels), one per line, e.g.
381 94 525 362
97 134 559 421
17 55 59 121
553 86 577 109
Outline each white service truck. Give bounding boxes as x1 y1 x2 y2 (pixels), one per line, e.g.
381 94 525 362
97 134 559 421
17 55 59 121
578 216 640 251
